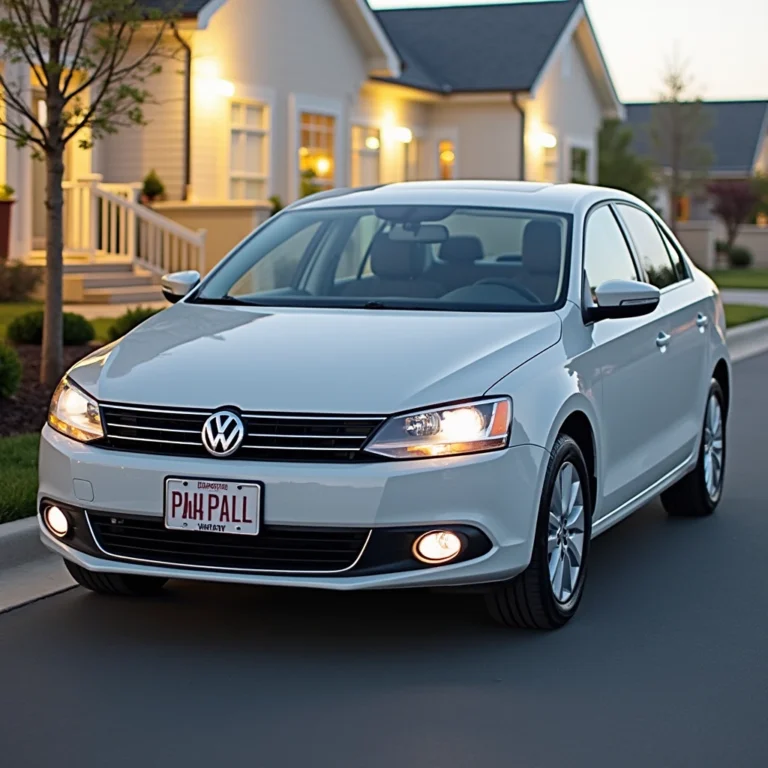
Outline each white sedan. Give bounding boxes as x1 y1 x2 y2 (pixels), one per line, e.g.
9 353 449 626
38 181 730 630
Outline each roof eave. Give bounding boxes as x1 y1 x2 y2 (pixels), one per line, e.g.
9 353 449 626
750 106 768 172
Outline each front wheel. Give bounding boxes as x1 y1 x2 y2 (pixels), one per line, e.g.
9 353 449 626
661 379 726 517
486 434 593 630
64 560 168 597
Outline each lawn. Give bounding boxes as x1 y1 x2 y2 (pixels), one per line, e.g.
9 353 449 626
709 269 768 290
0 433 39 524
724 304 768 328
0 302 112 342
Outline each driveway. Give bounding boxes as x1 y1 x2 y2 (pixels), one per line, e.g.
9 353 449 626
2 353 767 768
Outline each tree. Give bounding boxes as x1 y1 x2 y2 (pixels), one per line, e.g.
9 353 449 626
650 58 713 235
708 179 760 252
597 119 656 205
0 0 178 386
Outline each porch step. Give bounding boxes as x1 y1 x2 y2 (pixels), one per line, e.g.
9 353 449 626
82 270 156 290
82 284 165 304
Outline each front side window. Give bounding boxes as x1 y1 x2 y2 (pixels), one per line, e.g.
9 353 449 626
198 205 573 312
617 204 679 289
583 206 638 300
659 227 689 282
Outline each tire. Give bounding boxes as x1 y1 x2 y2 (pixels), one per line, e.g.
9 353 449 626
661 379 726 518
64 559 168 597
486 434 593 630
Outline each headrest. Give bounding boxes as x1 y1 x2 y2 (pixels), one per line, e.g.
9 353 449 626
370 237 429 280
522 221 562 275
439 236 484 264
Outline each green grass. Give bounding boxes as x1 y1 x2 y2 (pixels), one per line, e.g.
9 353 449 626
0 433 39 524
725 304 768 328
709 269 768 290
0 302 112 343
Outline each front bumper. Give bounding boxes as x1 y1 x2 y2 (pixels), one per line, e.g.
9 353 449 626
38 425 549 590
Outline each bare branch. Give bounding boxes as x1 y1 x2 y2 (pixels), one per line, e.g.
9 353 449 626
6 0 50 88
0 72 48 140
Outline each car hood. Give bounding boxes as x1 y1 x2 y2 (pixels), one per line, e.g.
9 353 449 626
69 304 562 414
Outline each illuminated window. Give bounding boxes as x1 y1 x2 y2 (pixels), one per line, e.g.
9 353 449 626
439 140 456 180
542 142 558 183
676 196 690 222
229 100 269 200
351 125 380 187
299 112 336 193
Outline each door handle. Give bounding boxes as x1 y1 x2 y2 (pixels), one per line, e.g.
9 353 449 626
656 331 671 349
697 313 709 330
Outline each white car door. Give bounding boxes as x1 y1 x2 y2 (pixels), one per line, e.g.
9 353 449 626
614 204 710 476
579 204 672 517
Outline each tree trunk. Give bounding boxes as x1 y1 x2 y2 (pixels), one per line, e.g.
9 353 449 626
41 149 65 387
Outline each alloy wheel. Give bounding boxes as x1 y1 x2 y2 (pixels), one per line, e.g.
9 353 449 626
547 462 585 604
703 393 724 500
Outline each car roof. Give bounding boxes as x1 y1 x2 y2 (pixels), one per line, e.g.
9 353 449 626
287 181 645 215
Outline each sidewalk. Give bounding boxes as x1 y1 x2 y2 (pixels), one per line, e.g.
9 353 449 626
720 289 768 307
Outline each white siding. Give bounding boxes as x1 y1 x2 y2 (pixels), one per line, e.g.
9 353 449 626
191 0 370 202
525 35 602 184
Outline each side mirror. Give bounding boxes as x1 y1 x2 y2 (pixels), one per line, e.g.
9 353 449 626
584 279 660 323
161 270 200 304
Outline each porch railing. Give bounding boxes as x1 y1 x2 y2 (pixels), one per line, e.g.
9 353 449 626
61 175 207 275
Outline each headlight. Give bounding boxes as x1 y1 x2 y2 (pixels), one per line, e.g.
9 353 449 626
365 397 511 459
48 377 104 443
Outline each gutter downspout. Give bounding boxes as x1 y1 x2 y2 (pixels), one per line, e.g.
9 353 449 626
173 24 192 201
511 93 526 181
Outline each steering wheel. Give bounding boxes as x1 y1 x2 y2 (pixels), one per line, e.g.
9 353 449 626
474 278 543 305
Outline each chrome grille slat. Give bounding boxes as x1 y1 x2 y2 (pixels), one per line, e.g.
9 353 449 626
100 404 384 463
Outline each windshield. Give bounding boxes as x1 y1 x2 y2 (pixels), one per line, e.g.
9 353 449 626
196 205 573 312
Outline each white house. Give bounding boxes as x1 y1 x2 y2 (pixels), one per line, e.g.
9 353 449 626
0 0 623 302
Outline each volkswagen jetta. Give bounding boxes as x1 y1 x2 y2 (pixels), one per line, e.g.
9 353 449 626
38 181 730 629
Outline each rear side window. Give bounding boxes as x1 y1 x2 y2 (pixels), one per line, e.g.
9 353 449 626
617 205 679 289
659 227 689 282
583 206 638 300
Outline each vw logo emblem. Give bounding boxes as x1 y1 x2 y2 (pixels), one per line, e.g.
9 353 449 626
202 410 245 458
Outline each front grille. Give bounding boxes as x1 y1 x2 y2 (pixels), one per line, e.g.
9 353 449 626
88 513 370 573
100 404 385 462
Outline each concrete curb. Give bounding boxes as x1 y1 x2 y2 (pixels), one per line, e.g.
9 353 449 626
0 516 45 571
0 315 767 608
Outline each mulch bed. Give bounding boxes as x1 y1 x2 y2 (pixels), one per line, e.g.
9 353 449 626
0 344 100 437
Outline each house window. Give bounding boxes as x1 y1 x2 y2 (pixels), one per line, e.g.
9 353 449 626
439 140 456 180
229 100 269 200
405 137 421 181
351 125 380 188
570 147 589 184
542 143 558 183
300 112 336 193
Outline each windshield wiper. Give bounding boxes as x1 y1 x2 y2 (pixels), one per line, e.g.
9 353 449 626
192 295 262 306
361 301 401 310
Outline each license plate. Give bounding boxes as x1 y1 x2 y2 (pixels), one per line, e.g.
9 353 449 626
164 478 261 536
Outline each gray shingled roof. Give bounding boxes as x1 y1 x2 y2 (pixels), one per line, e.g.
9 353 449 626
374 0 581 93
626 101 768 175
140 0 211 15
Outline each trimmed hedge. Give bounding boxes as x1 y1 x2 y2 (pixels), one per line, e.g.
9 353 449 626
7 311 95 346
727 246 753 269
106 306 161 342
0 342 22 398
0 262 42 302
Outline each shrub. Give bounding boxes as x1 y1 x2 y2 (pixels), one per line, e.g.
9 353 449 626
107 306 160 342
727 246 753 269
0 262 43 301
0 342 22 398
0 184 15 201
715 239 728 254
269 195 284 217
141 169 165 202
7 311 95 346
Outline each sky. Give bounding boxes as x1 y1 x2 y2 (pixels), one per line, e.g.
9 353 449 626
368 0 768 103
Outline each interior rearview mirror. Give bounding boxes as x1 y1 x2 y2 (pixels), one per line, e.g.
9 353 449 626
388 223 449 243
584 279 660 323
161 270 201 304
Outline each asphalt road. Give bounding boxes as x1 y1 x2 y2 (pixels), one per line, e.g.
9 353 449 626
2 354 768 768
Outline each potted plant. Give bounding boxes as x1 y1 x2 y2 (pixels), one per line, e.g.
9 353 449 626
0 184 15 263
140 170 166 204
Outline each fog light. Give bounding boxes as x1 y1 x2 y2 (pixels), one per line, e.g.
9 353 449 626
413 530 463 564
45 505 70 538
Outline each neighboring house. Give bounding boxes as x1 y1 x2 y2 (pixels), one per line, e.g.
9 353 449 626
625 100 768 222
0 0 622 301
